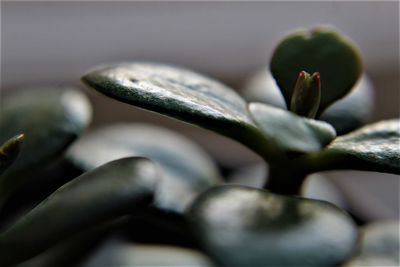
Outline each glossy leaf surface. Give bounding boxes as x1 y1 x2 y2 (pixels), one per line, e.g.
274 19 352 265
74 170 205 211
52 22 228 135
0 157 158 267
0 89 92 199
66 123 221 213
310 119 400 174
187 185 357 267
249 103 336 153
270 26 362 114
81 62 270 158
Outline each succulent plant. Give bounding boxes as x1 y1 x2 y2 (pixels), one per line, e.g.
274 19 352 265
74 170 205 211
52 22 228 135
0 26 398 267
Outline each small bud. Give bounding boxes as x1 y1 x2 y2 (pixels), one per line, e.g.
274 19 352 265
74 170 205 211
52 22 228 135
290 71 321 118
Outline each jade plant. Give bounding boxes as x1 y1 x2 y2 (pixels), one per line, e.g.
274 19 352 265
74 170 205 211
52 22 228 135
0 26 398 267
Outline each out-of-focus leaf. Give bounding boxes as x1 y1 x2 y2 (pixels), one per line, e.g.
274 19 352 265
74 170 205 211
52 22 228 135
16 218 125 267
81 62 271 158
343 221 399 267
242 70 373 135
186 185 357 267
83 240 215 267
0 134 24 176
0 157 158 267
0 89 92 201
307 119 400 174
319 76 374 134
249 103 336 153
66 123 221 213
270 26 362 114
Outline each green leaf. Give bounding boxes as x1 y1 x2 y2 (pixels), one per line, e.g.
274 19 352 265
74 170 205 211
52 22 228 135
186 185 357 267
249 103 336 153
343 221 400 267
0 134 24 176
81 62 270 159
306 119 400 174
0 157 158 267
320 76 374 134
270 26 362 114
66 123 221 213
0 89 92 202
17 219 122 267
242 70 374 135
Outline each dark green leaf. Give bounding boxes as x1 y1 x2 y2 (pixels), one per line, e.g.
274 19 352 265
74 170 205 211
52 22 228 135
0 89 92 202
270 26 362 114
17 219 122 267
81 62 270 159
249 102 336 153
242 70 374 135
307 119 400 174
320 76 374 134
0 157 158 267
186 185 357 267
0 134 24 176
66 123 221 213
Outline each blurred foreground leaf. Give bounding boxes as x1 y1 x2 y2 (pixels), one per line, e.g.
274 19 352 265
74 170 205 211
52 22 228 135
187 185 357 267
0 89 92 202
0 157 158 267
83 241 215 267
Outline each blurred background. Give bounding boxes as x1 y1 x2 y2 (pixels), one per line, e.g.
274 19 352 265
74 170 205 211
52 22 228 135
1 1 399 221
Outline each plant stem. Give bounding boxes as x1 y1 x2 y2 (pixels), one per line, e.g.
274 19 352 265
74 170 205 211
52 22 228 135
264 163 308 195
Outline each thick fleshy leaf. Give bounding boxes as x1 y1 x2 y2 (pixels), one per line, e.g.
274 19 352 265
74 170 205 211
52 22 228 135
249 102 336 153
83 241 215 267
307 119 400 174
186 185 357 267
270 26 362 114
0 89 92 201
17 219 122 267
0 134 24 176
242 70 374 135
81 62 270 158
0 157 158 267
343 221 399 266
66 123 221 213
